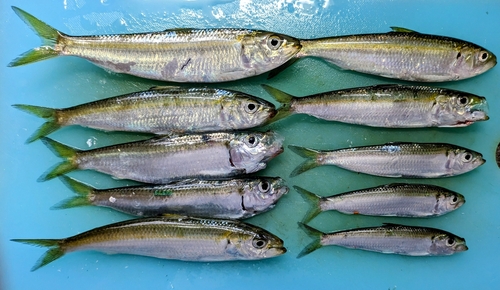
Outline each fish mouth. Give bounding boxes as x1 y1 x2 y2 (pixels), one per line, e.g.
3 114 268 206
455 244 468 252
270 246 287 256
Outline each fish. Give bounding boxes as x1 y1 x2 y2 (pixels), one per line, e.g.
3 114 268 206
289 142 484 178
496 142 500 168
39 131 284 184
295 183 465 223
297 27 496 82
53 176 289 219
12 216 287 271
8 6 301 83
297 223 468 257
263 84 489 128
13 86 277 143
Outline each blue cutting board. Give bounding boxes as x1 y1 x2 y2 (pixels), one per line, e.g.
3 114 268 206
2 1 499 289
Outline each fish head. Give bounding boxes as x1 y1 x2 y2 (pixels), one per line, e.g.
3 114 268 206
227 228 286 260
435 191 466 215
454 45 496 79
240 31 301 72
434 92 489 127
446 147 485 174
229 131 284 174
221 92 277 128
241 177 289 216
430 233 468 255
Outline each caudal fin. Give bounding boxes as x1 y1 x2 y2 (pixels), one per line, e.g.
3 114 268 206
38 138 79 182
261 84 295 124
294 186 322 223
12 104 60 143
11 239 65 271
51 176 95 209
8 6 61 67
297 222 324 258
288 145 322 177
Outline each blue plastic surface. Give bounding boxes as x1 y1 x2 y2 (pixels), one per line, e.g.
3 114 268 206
2 1 499 289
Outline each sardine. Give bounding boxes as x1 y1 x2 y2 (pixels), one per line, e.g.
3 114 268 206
53 176 289 219
39 131 284 184
298 27 496 82
289 142 484 178
297 223 467 257
9 7 301 83
14 86 277 143
263 84 489 128
12 216 287 271
295 183 465 223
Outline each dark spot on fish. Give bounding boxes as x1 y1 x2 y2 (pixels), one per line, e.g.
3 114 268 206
162 59 179 78
241 196 246 211
201 134 210 142
180 58 191 70
353 211 359 215
456 52 461 59
229 157 235 167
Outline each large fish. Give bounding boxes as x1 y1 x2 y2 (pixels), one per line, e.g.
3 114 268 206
297 27 496 82
295 183 465 223
263 84 489 128
8 7 301 83
14 86 277 143
12 216 287 271
53 176 289 219
289 142 484 178
297 223 467 257
39 131 284 184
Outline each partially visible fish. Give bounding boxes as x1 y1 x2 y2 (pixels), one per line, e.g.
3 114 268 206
263 84 489 128
295 183 465 223
496 142 500 168
297 27 496 82
13 86 277 143
289 142 484 178
12 216 287 271
53 176 289 219
39 131 284 184
297 223 467 257
9 6 301 82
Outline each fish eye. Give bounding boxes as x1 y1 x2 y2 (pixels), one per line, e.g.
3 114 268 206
479 51 489 62
258 181 270 193
446 237 456 246
451 195 458 204
244 135 259 147
267 35 283 50
457 96 468 106
252 237 268 249
244 102 260 114
462 152 473 162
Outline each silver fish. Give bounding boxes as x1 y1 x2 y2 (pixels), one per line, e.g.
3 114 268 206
53 176 289 219
297 27 496 82
39 131 284 184
9 7 301 83
298 223 468 257
14 86 277 143
263 84 489 128
289 142 484 178
12 216 287 271
295 183 465 222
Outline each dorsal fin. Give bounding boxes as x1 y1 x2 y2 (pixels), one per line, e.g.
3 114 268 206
390 27 418 33
149 85 181 91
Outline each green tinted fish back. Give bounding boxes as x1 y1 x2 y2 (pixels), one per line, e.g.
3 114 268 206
11 239 65 271
8 6 60 67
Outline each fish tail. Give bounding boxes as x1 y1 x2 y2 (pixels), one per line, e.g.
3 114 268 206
288 145 322 177
297 222 324 258
38 138 79 182
12 104 60 143
11 238 65 271
51 176 95 209
8 6 62 67
293 186 322 223
261 84 294 124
